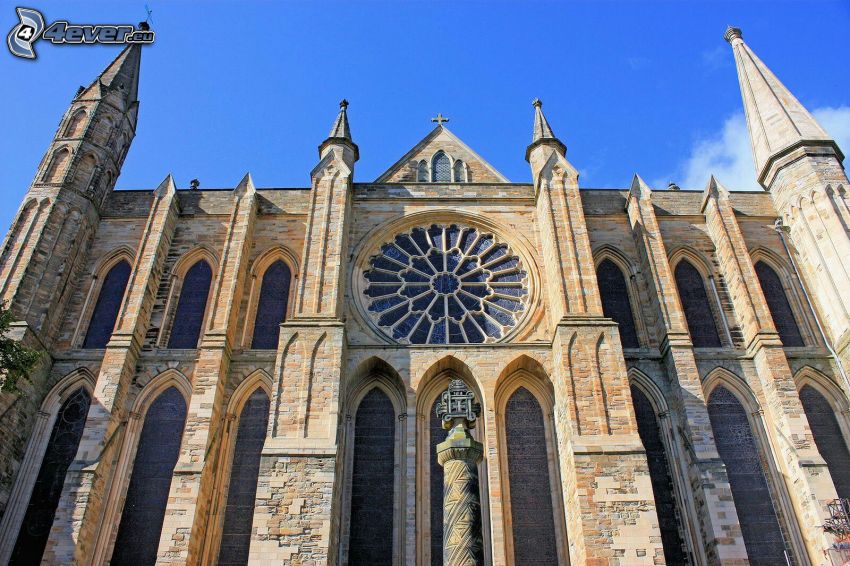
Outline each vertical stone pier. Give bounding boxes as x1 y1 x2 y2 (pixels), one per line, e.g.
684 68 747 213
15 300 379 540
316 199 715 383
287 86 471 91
436 379 484 566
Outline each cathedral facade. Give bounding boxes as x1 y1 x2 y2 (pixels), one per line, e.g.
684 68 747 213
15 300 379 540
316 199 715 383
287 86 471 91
0 27 849 566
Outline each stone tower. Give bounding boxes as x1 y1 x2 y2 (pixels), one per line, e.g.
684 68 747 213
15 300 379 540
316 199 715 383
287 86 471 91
727 26 850 379
0 44 142 524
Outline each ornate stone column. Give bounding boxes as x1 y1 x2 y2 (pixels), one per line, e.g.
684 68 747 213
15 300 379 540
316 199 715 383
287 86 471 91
436 380 484 566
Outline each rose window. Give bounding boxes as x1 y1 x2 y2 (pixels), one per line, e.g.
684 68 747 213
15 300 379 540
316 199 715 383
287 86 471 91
363 224 528 344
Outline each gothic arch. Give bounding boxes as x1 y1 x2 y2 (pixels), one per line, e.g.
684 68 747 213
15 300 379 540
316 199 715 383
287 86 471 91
794 366 850 498
241 246 299 348
670 249 728 347
92 369 191 564
74 152 100 188
339 359 407 565
64 108 88 138
430 150 453 183
202 369 273 564
0 369 95 565
627 368 701 564
703 367 805 564
593 246 647 348
43 146 71 183
91 115 114 146
159 247 219 348
494 362 567 566
415 356 491 566
749 247 815 346
73 246 136 347
795 366 850 414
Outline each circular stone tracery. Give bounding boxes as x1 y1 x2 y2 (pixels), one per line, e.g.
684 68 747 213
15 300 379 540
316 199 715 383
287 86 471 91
363 224 529 344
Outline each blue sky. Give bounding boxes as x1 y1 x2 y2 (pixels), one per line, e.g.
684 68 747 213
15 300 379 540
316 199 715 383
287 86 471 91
2 1 849 232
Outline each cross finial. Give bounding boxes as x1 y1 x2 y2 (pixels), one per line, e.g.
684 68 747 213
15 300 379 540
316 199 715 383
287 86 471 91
339 99 349 109
431 112 449 125
532 97 542 108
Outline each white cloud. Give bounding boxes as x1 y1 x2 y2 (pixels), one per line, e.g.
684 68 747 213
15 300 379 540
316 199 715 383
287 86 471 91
663 106 850 191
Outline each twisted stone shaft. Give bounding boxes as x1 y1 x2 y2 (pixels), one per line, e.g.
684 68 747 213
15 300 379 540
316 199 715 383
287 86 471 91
442 458 483 566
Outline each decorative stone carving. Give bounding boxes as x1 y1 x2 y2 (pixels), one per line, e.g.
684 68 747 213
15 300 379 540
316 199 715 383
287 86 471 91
436 380 484 566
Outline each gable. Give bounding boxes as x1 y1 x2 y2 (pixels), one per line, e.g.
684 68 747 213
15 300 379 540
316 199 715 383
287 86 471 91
375 125 509 183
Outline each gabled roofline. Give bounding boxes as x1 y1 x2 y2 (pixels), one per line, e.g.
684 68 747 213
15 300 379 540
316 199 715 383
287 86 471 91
374 124 510 183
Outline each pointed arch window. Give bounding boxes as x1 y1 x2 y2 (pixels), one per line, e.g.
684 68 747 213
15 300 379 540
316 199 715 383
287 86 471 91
83 260 131 348
630 385 688 564
799 385 850 498
596 259 640 348
453 160 466 182
504 387 559 564
218 388 269 565
707 386 791 564
754 261 804 347
45 148 70 183
674 260 721 347
112 387 187 565
348 388 395 565
65 109 87 138
432 151 451 182
417 160 429 182
168 260 212 349
10 388 91 564
429 397 445 566
251 260 292 349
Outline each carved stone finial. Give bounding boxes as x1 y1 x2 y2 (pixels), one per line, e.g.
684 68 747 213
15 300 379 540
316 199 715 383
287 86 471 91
436 379 481 430
190 178 200 190
532 97 542 108
339 98 349 109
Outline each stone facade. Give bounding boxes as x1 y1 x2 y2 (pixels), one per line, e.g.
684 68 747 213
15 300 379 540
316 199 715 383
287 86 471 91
0 29 849 566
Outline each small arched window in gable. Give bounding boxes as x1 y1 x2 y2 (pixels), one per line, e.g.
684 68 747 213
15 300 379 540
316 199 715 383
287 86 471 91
432 151 451 182
417 160 429 182
168 260 213 349
45 148 70 183
251 260 292 349
65 109 87 138
674 260 721 347
10 387 91 564
83 260 131 349
754 261 804 347
596 259 639 348
453 160 466 182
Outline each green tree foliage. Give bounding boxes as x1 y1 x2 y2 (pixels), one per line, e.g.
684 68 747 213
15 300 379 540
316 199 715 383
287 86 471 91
0 302 40 394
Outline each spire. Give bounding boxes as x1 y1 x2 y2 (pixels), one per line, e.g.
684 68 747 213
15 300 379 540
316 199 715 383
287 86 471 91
526 98 566 161
79 43 142 104
319 99 359 161
725 27 842 183
328 99 352 139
